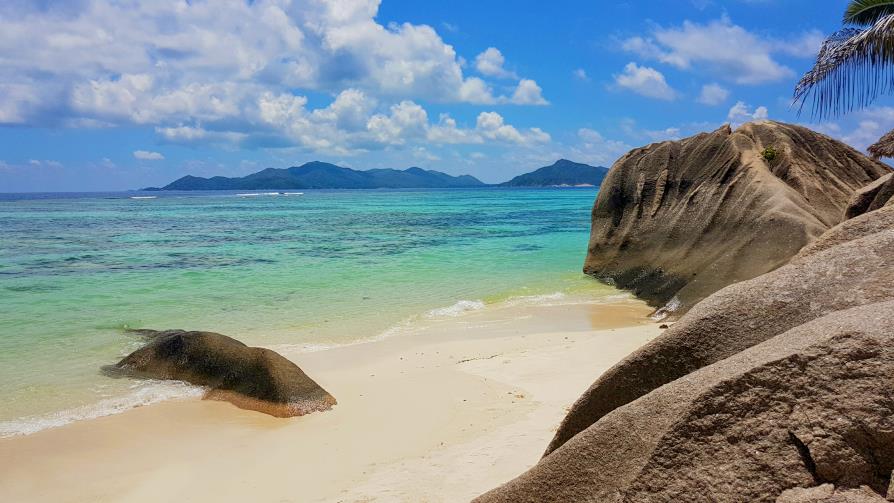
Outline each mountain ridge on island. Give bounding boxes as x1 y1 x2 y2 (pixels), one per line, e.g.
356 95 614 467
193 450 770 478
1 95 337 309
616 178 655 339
498 159 609 187
146 161 486 190
144 159 608 190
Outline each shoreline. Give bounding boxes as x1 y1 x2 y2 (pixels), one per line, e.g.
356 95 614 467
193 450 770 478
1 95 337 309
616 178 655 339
0 297 660 502
0 291 632 439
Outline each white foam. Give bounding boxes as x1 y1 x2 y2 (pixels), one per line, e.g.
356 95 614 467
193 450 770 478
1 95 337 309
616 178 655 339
501 291 633 309
0 288 636 437
236 192 302 198
426 299 486 318
0 380 204 438
503 292 567 307
266 292 636 356
651 295 682 321
268 341 346 354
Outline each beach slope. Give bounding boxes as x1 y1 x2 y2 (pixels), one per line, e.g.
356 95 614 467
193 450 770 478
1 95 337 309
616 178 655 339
0 299 658 503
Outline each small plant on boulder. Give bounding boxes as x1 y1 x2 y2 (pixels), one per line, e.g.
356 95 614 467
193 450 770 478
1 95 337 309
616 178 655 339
761 146 777 162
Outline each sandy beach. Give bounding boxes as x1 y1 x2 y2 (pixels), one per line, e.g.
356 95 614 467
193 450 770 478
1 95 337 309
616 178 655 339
0 297 659 503
7 0 893 500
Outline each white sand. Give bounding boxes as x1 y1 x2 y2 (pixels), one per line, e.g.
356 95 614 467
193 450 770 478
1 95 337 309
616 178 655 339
0 298 661 502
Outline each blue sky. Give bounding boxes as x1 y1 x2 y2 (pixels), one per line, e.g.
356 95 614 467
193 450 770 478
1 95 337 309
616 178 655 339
0 0 890 191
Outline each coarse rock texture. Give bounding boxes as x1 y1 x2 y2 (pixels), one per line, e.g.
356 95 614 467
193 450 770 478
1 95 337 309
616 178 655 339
545 225 894 455
845 173 894 219
796 205 894 259
104 329 336 417
777 484 888 503
584 121 888 315
474 301 894 503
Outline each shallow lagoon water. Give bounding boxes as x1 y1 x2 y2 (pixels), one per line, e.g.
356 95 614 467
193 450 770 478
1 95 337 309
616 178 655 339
0 188 615 434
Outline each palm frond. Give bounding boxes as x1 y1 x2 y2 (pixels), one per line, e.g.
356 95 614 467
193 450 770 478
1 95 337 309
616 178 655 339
844 0 894 25
794 16 894 119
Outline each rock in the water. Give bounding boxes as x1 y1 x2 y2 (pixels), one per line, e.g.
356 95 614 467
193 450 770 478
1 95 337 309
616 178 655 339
845 173 894 219
475 302 894 503
545 224 894 455
105 329 336 417
584 121 888 315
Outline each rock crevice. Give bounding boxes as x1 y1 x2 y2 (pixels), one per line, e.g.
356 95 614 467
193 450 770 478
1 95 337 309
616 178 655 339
790 431 822 485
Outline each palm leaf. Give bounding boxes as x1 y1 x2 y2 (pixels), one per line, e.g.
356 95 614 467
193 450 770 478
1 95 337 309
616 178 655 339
794 15 894 119
844 0 894 25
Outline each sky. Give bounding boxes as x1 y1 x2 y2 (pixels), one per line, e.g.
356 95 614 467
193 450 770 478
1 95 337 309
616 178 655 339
1 0 891 191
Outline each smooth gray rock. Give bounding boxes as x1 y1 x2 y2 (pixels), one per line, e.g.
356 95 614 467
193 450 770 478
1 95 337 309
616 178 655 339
105 329 336 417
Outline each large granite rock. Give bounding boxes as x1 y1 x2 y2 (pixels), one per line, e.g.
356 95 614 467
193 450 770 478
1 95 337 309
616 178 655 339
584 121 888 315
845 172 894 219
477 198 894 502
546 224 894 455
475 302 894 503
104 329 336 417
797 204 894 259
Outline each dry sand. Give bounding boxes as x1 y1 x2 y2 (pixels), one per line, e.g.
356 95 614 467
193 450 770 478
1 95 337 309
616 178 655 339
0 297 660 502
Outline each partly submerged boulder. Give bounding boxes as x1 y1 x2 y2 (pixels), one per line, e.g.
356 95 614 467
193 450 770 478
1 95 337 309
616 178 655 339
475 301 894 502
584 121 888 315
546 224 894 455
105 329 336 417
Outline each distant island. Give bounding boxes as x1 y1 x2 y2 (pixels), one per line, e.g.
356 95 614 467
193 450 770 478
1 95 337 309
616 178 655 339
145 161 485 190
499 159 609 187
144 159 608 190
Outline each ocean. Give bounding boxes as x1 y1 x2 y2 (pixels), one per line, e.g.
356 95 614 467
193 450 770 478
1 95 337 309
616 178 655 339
0 187 617 436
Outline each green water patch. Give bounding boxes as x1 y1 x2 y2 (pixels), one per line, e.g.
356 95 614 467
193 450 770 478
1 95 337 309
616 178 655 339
0 188 611 432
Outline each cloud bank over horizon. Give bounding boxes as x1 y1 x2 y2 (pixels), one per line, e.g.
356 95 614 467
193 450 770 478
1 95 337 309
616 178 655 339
0 0 890 191
0 0 548 153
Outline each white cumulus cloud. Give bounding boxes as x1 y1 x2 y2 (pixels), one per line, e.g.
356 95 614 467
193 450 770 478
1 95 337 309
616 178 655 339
476 112 550 145
727 101 769 127
133 150 165 160
697 83 729 106
573 129 633 166
26 159 64 168
614 63 676 100
366 101 429 146
622 16 821 85
509 79 548 105
810 106 894 153
474 47 518 79
0 0 552 155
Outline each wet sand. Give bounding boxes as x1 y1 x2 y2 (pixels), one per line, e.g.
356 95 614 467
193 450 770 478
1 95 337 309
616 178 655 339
0 297 660 502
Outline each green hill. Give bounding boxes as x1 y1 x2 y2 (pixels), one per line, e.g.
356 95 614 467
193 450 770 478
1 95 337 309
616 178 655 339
500 159 608 187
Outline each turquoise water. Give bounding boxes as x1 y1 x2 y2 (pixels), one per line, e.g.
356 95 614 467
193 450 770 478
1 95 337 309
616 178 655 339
0 188 613 435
